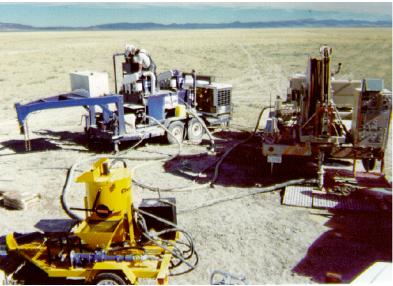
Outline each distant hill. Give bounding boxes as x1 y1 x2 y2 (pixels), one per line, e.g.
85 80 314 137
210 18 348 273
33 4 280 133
0 22 35 31
1 19 391 31
93 19 392 30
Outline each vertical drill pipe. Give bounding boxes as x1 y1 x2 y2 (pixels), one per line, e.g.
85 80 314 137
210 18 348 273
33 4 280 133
322 47 332 136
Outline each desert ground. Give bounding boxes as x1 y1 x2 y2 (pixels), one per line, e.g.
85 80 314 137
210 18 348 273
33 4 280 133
0 28 392 284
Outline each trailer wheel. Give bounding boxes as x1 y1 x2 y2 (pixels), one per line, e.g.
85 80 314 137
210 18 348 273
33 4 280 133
187 118 204 144
93 272 127 285
361 158 376 172
167 121 184 144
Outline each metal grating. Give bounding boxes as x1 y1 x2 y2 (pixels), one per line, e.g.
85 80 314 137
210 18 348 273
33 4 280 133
283 186 379 211
217 89 231 106
282 185 313 208
312 193 378 211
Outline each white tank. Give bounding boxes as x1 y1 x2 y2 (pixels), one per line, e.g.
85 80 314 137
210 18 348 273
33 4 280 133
70 71 109 97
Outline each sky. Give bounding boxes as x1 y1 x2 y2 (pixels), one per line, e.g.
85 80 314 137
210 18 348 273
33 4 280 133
0 2 391 27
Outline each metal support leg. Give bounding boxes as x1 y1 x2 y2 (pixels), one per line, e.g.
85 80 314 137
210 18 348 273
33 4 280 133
23 121 31 151
113 142 120 153
317 151 325 190
380 157 385 173
353 158 357 176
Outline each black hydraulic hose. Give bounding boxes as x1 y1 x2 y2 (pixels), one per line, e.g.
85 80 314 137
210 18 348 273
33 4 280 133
60 117 183 221
61 164 84 221
61 105 273 220
135 210 198 275
178 97 216 151
60 154 172 221
180 178 318 214
254 106 273 133
133 105 274 191
210 105 273 186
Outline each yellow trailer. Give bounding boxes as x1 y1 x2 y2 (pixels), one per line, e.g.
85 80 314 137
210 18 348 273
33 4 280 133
4 158 196 284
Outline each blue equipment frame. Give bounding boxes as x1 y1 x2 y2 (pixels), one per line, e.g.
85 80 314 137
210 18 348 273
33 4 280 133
15 92 126 137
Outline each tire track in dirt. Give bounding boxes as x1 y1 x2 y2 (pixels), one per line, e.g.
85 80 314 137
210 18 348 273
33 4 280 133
234 43 288 103
229 43 289 128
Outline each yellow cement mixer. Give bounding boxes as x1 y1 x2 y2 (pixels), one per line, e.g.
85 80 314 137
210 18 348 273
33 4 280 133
3 158 196 284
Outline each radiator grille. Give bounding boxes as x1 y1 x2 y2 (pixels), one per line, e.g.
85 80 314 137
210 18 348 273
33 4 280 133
217 89 231 106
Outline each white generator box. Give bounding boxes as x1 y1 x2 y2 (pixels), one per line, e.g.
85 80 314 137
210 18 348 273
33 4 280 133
70 71 109 97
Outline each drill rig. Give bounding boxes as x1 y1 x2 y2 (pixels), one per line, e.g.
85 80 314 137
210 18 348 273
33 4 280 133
2 158 196 284
262 46 391 180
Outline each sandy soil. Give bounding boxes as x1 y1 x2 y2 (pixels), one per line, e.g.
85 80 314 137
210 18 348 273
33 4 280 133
0 29 391 284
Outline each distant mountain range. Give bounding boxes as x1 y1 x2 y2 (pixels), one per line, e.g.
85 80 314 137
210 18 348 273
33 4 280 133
0 19 391 31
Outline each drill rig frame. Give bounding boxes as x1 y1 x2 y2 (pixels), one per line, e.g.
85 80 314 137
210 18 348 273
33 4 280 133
262 46 392 176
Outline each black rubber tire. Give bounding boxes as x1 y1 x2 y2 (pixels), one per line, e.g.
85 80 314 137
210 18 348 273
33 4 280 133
93 272 127 285
187 118 205 144
362 158 376 172
167 121 185 144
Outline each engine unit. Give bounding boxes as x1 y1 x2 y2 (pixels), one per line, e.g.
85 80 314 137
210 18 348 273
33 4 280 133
196 83 232 115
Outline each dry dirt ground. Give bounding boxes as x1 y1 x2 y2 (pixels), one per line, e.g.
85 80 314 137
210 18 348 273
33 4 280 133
0 29 392 284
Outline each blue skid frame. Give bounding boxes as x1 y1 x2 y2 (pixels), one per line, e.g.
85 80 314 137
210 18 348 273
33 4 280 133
15 92 126 137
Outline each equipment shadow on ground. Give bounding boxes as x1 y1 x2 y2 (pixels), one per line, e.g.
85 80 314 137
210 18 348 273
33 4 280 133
164 130 318 188
0 138 62 154
292 204 392 283
0 129 174 155
0 130 93 154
